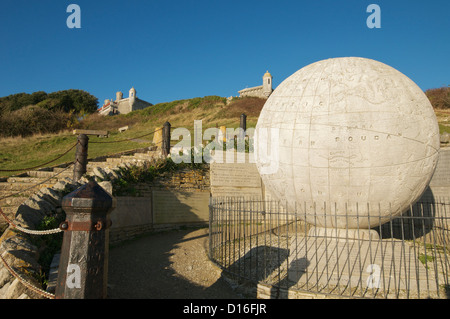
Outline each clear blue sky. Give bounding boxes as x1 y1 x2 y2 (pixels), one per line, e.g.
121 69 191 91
0 0 448 107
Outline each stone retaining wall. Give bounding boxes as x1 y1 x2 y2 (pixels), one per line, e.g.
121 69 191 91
0 178 84 299
109 166 211 244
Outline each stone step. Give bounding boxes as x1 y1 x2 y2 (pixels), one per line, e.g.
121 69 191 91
87 161 110 167
26 170 57 178
119 155 142 160
132 153 157 160
0 196 29 207
7 177 56 184
0 182 57 192
27 170 73 179
106 158 138 164
0 206 17 216
53 167 74 173
0 188 39 198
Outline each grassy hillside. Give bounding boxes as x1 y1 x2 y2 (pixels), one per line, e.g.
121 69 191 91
0 96 265 177
1 90 449 178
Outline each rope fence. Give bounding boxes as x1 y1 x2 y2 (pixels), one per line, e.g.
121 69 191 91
0 141 79 174
0 125 168 299
0 164 75 299
0 251 55 299
0 127 163 177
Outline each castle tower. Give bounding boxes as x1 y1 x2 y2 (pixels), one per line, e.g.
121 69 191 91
116 91 123 101
262 71 273 97
128 87 136 108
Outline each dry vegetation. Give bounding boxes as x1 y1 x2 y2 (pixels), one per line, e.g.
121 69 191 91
75 96 265 132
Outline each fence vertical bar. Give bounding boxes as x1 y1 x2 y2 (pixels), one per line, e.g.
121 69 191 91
209 196 213 261
428 200 440 298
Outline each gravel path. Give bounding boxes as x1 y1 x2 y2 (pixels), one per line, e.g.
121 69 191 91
107 227 242 299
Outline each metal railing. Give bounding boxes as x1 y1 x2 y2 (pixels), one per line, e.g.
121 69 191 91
209 196 450 299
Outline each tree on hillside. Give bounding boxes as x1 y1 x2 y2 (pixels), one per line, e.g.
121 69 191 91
0 89 99 114
39 89 99 113
425 86 450 109
0 105 73 137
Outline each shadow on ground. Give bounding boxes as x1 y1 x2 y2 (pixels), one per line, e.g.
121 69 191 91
107 228 242 299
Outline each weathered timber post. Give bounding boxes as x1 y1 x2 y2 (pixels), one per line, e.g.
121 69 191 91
73 134 89 182
55 180 115 299
162 121 171 157
239 113 247 140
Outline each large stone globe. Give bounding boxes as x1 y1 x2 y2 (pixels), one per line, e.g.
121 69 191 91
254 57 440 229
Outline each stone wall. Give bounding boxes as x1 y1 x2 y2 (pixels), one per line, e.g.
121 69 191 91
0 178 84 299
238 85 267 99
109 165 211 244
130 166 210 195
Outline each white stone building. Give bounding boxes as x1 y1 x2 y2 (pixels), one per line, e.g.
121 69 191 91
238 71 274 98
98 87 152 116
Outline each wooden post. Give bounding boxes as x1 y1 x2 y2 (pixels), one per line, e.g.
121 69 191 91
73 134 88 182
55 180 115 299
240 113 247 140
162 121 171 157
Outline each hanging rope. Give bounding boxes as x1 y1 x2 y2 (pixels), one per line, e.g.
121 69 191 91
0 251 55 299
0 141 78 173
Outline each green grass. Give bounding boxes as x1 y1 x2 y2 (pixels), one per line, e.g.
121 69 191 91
439 123 450 134
418 253 435 269
0 129 158 178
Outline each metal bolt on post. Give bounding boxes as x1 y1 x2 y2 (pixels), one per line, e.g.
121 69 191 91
55 180 115 299
73 134 89 182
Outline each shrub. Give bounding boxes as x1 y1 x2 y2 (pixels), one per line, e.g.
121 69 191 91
0 105 74 137
426 86 450 109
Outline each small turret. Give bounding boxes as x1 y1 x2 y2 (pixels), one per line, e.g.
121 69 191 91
128 87 136 107
262 71 273 97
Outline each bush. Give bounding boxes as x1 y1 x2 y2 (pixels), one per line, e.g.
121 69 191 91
426 86 450 109
0 105 74 137
0 89 98 114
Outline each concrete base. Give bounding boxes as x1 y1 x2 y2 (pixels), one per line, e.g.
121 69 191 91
287 233 446 298
308 226 380 240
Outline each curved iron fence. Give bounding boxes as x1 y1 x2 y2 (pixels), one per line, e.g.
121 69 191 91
208 196 450 299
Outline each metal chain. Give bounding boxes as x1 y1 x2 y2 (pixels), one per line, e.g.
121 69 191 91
0 251 55 299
